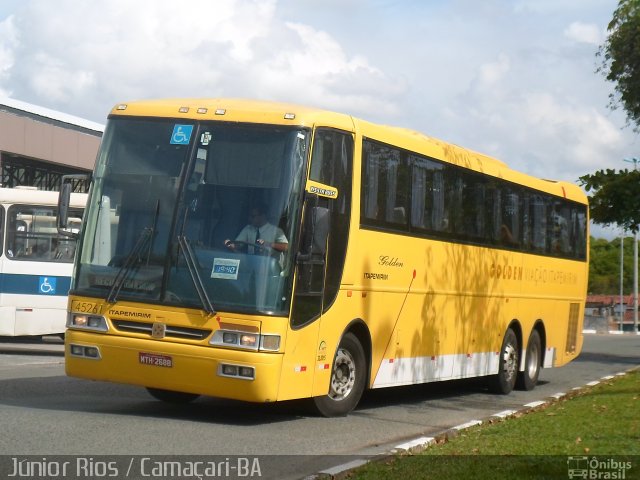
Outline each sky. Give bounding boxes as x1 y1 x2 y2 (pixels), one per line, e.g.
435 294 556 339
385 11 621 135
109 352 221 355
0 0 636 239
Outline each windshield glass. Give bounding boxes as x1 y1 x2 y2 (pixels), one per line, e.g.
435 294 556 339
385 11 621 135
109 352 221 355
75 117 308 315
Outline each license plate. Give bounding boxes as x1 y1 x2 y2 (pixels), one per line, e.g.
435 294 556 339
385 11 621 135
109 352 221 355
139 352 173 368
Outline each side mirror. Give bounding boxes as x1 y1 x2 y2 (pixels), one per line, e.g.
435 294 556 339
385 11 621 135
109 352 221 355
298 194 330 261
58 174 90 238
310 205 330 256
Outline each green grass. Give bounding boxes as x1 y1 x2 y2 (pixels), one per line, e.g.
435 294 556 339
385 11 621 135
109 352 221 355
346 369 640 480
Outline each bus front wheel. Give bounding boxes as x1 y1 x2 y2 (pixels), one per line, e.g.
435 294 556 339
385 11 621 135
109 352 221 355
312 333 366 417
489 328 519 394
516 329 541 391
146 387 200 404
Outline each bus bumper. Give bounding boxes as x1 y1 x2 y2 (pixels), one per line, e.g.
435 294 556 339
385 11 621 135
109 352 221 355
65 330 283 403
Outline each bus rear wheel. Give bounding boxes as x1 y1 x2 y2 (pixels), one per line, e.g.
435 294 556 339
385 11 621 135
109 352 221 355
146 387 200 404
312 333 366 417
489 328 519 394
516 329 541 391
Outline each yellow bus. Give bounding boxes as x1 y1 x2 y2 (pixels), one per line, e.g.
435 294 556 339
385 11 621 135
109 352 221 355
60 99 588 416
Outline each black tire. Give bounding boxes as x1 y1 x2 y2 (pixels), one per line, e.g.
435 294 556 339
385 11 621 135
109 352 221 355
146 387 200 404
312 333 366 417
516 329 541 391
489 328 519 394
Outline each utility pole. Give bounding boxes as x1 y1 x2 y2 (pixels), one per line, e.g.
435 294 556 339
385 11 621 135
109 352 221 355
623 157 639 333
620 232 624 331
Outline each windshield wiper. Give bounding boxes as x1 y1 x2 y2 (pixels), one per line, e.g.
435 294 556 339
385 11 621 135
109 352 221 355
107 200 160 304
177 235 216 315
106 227 153 304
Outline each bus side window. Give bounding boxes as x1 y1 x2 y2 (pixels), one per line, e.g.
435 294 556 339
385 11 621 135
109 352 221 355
8 219 28 258
54 239 76 261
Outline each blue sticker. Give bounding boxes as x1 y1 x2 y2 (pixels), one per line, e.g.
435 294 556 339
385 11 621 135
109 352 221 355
211 258 240 280
39 276 57 295
170 125 193 145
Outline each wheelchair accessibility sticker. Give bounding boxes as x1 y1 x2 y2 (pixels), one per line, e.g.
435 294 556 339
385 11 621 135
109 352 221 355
39 277 57 295
170 124 193 145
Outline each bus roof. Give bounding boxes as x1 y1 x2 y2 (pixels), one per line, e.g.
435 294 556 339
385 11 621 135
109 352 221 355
109 98 356 130
108 98 586 205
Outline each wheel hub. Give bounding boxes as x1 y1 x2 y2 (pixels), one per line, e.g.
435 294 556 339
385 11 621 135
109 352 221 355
329 349 356 400
503 344 518 382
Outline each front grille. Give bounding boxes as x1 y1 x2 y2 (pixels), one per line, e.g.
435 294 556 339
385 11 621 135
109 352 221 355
112 320 212 340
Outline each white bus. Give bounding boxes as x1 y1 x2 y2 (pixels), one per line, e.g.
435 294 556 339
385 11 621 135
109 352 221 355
0 187 86 336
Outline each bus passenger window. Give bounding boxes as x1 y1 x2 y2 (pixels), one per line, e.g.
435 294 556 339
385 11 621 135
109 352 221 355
361 140 407 228
7 219 28 258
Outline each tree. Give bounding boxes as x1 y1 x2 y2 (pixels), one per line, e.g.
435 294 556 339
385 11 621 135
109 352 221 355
587 2 640 231
589 236 636 294
598 0 640 131
579 168 640 233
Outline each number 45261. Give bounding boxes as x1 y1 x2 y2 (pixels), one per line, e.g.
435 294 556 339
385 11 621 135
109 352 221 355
71 301 102 314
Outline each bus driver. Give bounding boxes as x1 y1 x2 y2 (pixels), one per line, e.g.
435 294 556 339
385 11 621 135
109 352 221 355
224 203 288 255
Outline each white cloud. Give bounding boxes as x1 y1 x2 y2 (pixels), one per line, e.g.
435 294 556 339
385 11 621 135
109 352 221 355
0 14 17 96
0 0 404 121
24 52 96 103
441 50 627 183
478 53 511 86
251 22 404 115
521 92 623 172
564 21 603 45
514 0 609 15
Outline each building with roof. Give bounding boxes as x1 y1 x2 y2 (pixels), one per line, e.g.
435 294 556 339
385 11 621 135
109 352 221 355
585 294 638 332
0 98 103 192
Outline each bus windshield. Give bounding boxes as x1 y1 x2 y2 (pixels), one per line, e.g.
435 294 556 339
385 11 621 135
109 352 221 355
75 118 308 315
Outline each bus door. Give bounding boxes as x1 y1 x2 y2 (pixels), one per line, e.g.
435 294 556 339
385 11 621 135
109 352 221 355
277 129 354 401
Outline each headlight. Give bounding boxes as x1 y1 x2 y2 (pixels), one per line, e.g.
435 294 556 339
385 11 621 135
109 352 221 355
210 330 280 352
67 313 109 332
240 334 258 348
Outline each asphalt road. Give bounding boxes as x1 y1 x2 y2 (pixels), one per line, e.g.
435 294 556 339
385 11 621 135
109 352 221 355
0 333 638 479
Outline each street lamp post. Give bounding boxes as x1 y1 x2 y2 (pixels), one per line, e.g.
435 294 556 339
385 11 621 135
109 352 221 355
623 157 639 333
620 232 624 331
